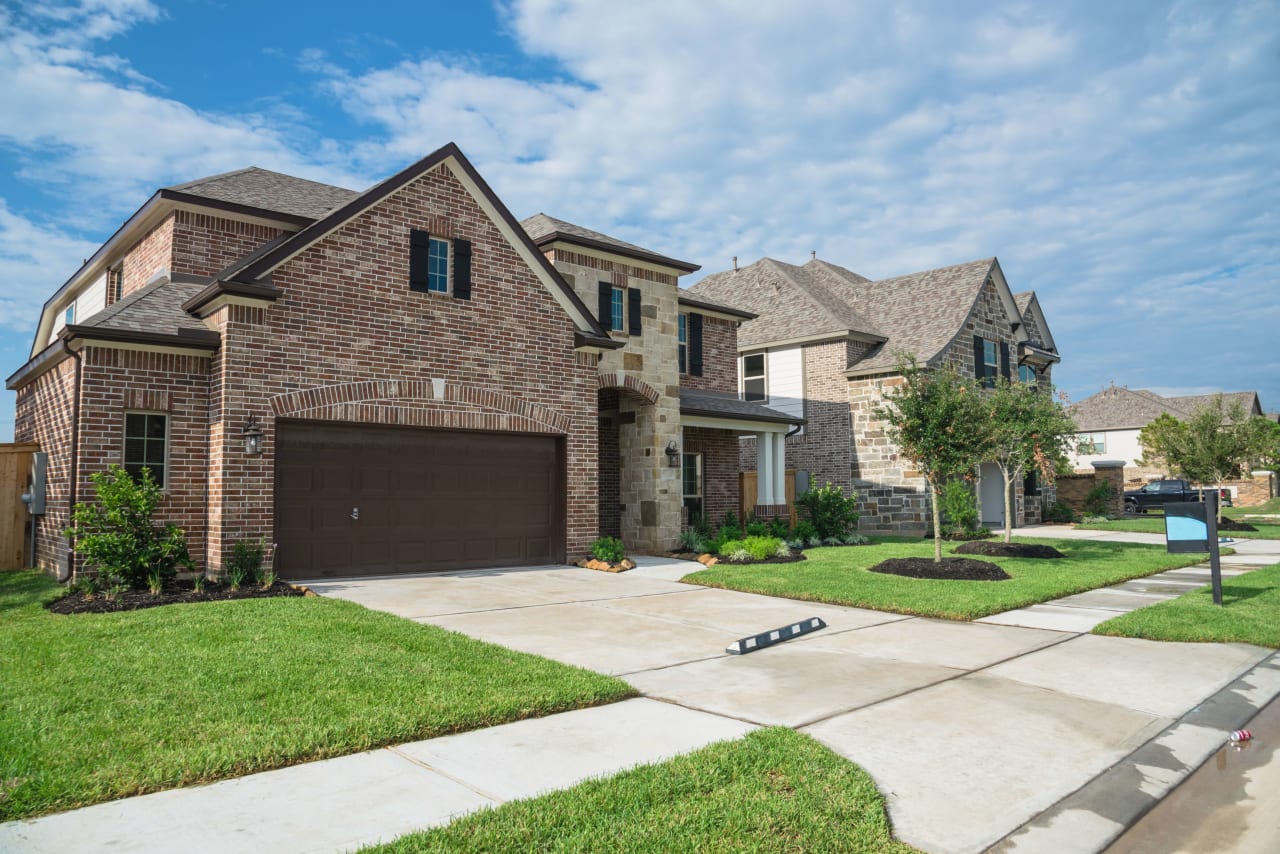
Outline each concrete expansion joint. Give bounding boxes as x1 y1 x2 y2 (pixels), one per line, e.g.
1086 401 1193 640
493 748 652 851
419 586 706 619
384 746 505 804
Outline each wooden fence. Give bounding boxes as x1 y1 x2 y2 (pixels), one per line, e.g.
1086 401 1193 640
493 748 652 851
0 443 38 570
739 469 799 527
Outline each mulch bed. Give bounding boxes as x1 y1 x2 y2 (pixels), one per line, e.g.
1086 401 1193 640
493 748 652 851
47 579 305 615
718 551 807 566
941 530 994 542
870 557 1010 581
953 541 1066 559
1217 517 1258 532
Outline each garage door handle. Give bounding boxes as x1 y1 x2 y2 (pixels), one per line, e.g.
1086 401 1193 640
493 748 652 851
351 507 360 520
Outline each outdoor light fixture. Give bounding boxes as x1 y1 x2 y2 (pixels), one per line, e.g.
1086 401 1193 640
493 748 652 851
243 416 264 455
665 440 680 468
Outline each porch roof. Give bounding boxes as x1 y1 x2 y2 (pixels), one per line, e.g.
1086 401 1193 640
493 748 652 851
679 389 804 429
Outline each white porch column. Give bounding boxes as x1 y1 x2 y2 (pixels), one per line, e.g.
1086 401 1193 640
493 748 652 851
772 432 787 505
756 432 773 506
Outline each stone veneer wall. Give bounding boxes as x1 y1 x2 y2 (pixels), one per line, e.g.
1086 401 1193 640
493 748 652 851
550 248 683 553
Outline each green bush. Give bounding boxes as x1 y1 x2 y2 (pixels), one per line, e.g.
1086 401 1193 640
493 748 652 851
1042 501 1078 523
1083 483 1114 517
769 517 791 539
939 479 980 535
745 519 770 537
225 538 265 590
717 535 784 561
791 520 818 545
591 536 627 564
796 483 860 540
688 512 712 536
65 465 193 591
716 524 743 544
719 510 740 530
679 528 709 554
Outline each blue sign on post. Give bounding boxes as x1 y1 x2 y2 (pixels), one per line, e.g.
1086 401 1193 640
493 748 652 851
1165 493 1223 606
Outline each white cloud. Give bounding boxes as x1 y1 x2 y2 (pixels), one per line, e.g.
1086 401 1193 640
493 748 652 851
0 201 99 334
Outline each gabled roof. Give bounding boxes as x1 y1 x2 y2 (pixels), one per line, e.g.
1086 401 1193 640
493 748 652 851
685 257 885 349
679 388 804 425
166 167 359 221
521 213 700 274
1068 387 1265 432
1013 290 1057 353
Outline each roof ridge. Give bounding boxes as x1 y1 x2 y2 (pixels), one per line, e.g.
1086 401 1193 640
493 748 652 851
165 166 263 192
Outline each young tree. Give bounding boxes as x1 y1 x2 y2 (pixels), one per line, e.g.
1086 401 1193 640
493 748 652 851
875 359 987 562
1139 395 1271 520
983 379 1078 542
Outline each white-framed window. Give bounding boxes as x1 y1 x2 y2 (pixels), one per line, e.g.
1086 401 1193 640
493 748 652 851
678 314 688 374
610 287 625 331
682 452 703 518
741 353 767 402
426 236 450 294
124 412 169 487
981 338 998 388
1077 432 1106 455
1019 364 1037 384
64 305 75 325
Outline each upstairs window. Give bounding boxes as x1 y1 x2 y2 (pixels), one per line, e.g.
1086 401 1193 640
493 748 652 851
64 305 75 326
1077 432 1106 455
108 266 123 305
741 353 767 402
981 338 998 388
610 287 625 332
426 237 449 293
124 413 168 487
678 314 687 373
410 229 472 299
1019 364 1037 384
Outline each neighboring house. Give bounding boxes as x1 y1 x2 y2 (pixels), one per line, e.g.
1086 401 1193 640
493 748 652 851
8 143 797 580
686 255 1061 533
1068 386 1265 480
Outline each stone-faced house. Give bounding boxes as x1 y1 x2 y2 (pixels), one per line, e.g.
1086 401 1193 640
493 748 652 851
8 143 798 580
685 255 1061 533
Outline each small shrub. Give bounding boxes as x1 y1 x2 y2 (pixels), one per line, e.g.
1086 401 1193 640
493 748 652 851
719 510 740 531
821 536 845 547
679 528 709 554
225 538 266 590
791 519 818 545
774 541 793 558
192 574 206 594
64 464 192 591
806 535 824 548
745 520 770 537
591 536 626 564
146 566 165 595
786 540 805 550
717 536 784 561
1042 501 1078 523
1083 483 1114 517
796 483 860 540
939 479 980 535
842 532 870 545
1080 514 1110 525
688 512 712 536
769 517 791 539
727 547 752 562
717 524 743 544
69 575 99 598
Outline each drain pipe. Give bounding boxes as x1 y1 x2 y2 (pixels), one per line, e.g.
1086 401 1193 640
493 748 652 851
61 340 83 583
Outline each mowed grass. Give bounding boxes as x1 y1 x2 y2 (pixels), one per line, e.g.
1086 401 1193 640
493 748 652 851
1077 516 1280 540
0 571 633 821
684 538 1212 620
1094 563 1280 648
364 728 918 854
1227 497 1280 517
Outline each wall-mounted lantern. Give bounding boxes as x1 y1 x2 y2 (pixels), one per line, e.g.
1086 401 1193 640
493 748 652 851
243 415 264 455
665 440 681 468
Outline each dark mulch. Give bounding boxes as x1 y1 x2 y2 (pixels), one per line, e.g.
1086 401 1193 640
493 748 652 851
718 551 807 566
954 541 1066 559
941 529 994 542
870 557 1010 581
47 579 305 615
1218 517 1258 532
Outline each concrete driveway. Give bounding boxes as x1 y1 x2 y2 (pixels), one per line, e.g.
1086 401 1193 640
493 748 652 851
306 559 1280 853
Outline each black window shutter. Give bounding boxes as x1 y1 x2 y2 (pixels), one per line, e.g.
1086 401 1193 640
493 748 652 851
688 313 704 376
628 288 642 335
453 239 472 300
598 282 613 330
972 335 984 380
1000 342 1011 380
409 229 431 292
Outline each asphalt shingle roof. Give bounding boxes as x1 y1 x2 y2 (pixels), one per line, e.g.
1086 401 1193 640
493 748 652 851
520 213 698 272
679 388 803 425
166 167 359 220
76 277 209 337
1068 387 1264 432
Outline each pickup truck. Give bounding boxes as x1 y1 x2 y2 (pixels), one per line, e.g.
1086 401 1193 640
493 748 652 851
1124 480 1233 514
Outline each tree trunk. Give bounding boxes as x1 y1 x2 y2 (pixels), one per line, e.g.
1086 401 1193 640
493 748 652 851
931 481 943 563
1003 466 1015 543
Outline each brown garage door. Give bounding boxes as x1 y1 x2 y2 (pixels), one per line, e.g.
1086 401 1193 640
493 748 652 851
275 422 564 579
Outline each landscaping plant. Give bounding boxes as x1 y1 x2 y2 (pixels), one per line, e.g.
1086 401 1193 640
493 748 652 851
1082 482 1114 517
679 527 709 554
590 536 626 564
716 536 785 561
796 482 860 540
939 479 980 537
64 464 192 591
225 537 266 590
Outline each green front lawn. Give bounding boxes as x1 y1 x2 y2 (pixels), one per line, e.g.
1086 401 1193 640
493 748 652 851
1094 563 1280 647
365 727 917 854
684 538 1211 620
1077 516 1280 540
1226 497 1280 517
0 571 633 821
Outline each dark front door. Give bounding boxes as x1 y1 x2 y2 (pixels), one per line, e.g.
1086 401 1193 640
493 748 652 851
275 422 564 579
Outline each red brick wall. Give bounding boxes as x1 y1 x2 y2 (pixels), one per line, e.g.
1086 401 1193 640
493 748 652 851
13 358 77 573
76 347 211 572
121 216 174 297
680 315 738 393
172 211 285 278
598 389 621 537
683 426 739 527
208 162 600 569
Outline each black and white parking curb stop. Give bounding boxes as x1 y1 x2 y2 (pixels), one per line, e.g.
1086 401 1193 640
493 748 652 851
726 617 827 655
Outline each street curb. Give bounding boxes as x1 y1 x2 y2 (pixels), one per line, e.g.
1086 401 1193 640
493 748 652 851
987 650 1280 852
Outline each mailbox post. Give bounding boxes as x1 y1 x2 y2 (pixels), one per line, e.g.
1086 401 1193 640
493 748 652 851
1164 491 1223 606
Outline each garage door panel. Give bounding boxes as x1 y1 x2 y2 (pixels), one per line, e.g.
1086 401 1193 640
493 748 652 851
276 423 562 578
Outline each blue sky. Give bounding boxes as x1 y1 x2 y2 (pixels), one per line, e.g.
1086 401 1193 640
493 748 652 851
1 0 1277 439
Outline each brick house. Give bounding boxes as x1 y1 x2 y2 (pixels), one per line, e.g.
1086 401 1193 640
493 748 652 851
8 143 798 580
685 255 1061 533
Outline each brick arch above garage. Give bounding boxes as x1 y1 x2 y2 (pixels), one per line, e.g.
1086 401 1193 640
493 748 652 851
270 379 572 434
